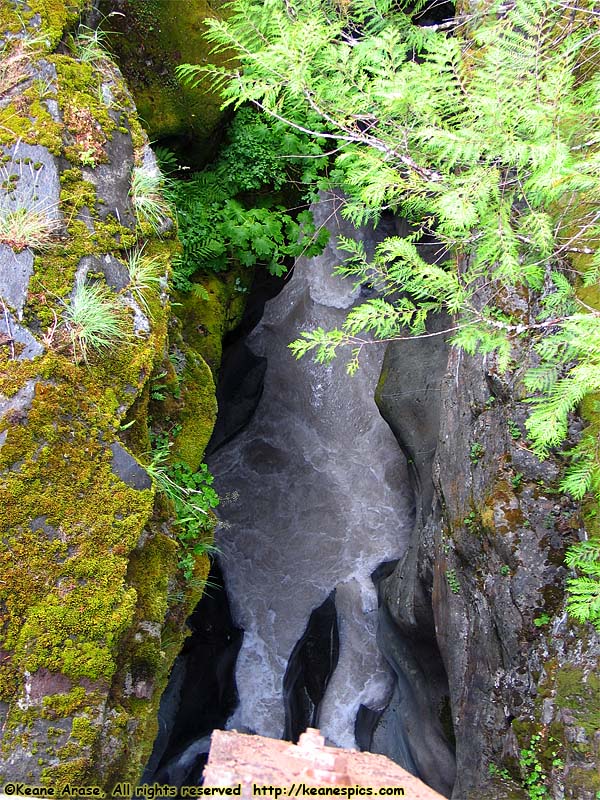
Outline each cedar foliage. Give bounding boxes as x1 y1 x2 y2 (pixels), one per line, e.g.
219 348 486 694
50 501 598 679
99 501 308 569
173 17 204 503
179 0 600 628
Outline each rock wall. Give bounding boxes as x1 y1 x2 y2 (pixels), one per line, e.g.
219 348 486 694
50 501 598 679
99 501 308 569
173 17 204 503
376 284 600 798
0 2 224 789
98 0 232 162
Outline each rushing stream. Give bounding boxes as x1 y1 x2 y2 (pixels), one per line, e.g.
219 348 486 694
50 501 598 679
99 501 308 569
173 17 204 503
144 194 416 784
208 194 414 746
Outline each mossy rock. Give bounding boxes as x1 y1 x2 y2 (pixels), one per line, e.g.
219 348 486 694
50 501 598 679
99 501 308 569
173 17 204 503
174 270 247 376
0 4 192 788
98 0 235 161
0 2 239 789
172 349 218 472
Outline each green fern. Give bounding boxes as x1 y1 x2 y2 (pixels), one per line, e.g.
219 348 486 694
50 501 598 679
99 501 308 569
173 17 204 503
165 107 329 287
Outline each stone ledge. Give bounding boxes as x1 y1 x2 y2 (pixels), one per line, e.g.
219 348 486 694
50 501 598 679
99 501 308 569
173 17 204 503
203 729 446 799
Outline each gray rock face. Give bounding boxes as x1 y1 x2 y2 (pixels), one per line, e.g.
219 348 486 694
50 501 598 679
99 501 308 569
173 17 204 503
377 298 600 799
109 442 152 490
375 313 450 530
77 253 130 291
0 246 34 320
0 309 44 361
0 141 62 221
208 194 413 748
83 128 136 228
0 140 62 325
370 312 456 798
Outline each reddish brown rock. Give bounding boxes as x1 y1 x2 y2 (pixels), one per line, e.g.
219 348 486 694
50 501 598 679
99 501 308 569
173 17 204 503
203 728 445 799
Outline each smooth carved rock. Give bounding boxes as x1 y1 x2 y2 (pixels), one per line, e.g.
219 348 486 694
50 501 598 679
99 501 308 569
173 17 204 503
109 442 152 491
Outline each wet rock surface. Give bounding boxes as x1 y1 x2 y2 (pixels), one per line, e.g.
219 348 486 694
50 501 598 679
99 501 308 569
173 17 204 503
283 591 339 742
143 564 242 789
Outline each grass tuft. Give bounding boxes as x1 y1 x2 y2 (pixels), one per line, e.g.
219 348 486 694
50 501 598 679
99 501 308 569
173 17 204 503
61 281 130 363
0 207 62 251
68 25 115 67
125 244 165 313
130 165 171 236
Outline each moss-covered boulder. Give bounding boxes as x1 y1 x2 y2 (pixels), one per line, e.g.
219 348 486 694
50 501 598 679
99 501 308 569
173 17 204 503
0 3 218 789
98 0 233 161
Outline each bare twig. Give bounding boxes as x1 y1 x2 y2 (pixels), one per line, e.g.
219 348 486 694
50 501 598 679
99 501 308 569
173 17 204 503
0 296 15 359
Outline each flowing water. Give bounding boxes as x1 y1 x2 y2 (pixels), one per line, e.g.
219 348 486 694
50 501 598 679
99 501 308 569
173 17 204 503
208 194 414 747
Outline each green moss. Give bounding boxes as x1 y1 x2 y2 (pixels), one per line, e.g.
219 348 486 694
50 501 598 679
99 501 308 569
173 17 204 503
101 536 210 788
0 95 62 152
554 667 600 738
0 2 230 786
126 533 176 624
174 271 247 375
60 168 98 212
25 0 88 49
171 351 217 472
53 55 116 166
510 660 600 797
0 374 154 681
42 758 93 791
42 688 90 719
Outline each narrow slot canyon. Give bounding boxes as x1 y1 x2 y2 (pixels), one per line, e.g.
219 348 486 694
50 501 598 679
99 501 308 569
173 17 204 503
144 194 456 797
2 3 599 797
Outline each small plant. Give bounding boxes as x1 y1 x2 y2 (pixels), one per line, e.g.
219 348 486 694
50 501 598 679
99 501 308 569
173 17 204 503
69 25 114 66
0 207 61 251
154 146 181 176
60 281 129 363
32 75 54 100
446 569 461 595
488 763 512 781
78 149 97 168
533 613 551 627
145 445 219 580
150 372 168 402
130 165 171 235
520 735 547 799
464 510 477 531
124 245 164 313
564 539 600 630
511 472 524 490
508 419 522 440
500 564 510 577
470 442 485 465
164 106 329 290
519 733 563 800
